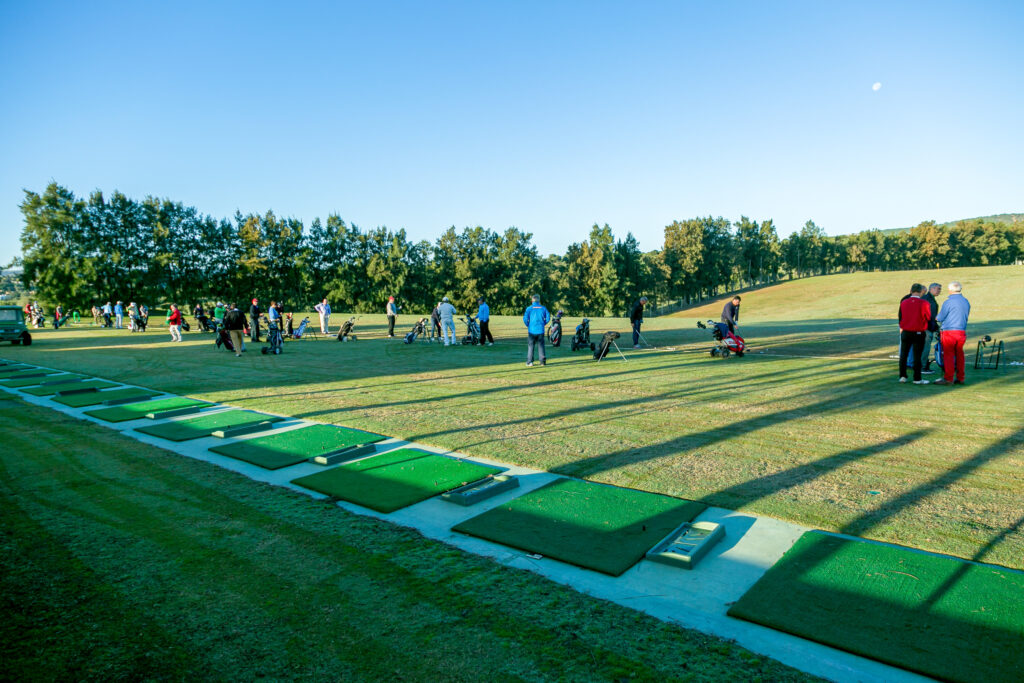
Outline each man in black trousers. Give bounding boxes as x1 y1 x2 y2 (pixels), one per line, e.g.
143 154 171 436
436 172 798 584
249 298 261 342
629 296 647 348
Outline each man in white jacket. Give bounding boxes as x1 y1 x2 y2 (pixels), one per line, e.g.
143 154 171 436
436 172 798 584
437 297 457 346
315 299 331 335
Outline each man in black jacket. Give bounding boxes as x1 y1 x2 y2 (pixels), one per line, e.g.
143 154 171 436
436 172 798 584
249 298 261 342
223 303 248 358
921 283 941 374
629 297 648 348
721 296 741 334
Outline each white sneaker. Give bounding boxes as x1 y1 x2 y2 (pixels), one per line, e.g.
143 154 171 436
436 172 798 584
526 362 533 367
898 377 907 383
487 342 493 346
914 379 930 385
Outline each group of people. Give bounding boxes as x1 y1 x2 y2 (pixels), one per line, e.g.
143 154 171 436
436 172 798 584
898 281 971 385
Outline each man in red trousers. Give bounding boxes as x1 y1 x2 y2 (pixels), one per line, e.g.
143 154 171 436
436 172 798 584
934 281 971 385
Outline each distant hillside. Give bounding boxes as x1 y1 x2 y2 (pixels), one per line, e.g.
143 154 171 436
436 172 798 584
871 213 1023 236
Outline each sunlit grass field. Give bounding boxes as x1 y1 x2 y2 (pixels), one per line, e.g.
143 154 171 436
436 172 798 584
4 265 1023 570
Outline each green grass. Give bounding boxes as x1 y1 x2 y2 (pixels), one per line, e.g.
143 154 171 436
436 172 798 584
454 478 706 576
728 531 1024 683
135 410 285 442
209 423 384 469
52 387 160 408
20 379 119 396
0 398 815 682
84 396 213 423
0 372 67 387
292 448 503 512
4 265 1023 569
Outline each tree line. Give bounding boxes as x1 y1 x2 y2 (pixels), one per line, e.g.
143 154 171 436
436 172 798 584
17 182 1024 316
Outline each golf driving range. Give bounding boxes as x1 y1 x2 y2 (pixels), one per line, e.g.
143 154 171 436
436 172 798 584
2 267 1022 682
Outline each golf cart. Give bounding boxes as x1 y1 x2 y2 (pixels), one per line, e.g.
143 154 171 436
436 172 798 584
0 305 32 345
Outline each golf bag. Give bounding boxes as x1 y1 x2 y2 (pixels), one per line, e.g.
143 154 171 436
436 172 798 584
294 317 312 339
404 318 427 344
697 320 745 357
460 316 481 345
55 314 72 329
181 320 191 332
593 331 620 360
336 317 356 341
933 332 944 370
133 315 148 332
261 316 283 355
548 310 563 347
214 323 235 352
570 318 595 352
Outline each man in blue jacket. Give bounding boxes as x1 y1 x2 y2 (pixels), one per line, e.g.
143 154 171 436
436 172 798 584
477 297 493 346
934 281 971 385
522 294 550 367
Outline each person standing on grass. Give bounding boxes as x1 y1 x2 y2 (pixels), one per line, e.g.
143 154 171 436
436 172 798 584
523 294 550 367
223 302 247 357
91 305 100 326
315 298 331 335
897 283 931 385
934 281 971 386
101 301 113 327
213 302 226 325
114 301 124 329
630 296 648 348
268 300 281 330
54 304 63 328
430 301 442 341
386 296 398 337
438 297 457 346
721 296 741 335
168 304 183 342
477 297 494 346
921 283 941 374
249 298 261 342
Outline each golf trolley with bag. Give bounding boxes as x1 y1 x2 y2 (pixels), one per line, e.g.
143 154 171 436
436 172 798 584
336 317 357 342
697 320 746 358
460 315 482 345
404 318 428 344
548 310 564 347
570 318 596 352
261 315 284 355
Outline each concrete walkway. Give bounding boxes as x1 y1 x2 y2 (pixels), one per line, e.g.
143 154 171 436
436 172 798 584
1 363 934 683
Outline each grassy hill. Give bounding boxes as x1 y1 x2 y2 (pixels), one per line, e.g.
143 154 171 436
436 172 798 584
862 213 1023 235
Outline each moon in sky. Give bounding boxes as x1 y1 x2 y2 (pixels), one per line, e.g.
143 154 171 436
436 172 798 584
872 82 882 91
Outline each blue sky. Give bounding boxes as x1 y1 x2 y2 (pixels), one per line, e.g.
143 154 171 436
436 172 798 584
1 1 1021 263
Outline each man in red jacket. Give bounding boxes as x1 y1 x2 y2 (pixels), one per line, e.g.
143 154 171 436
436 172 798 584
897 283 931 384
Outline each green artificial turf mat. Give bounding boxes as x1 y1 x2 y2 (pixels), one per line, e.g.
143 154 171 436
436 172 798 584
135 410 284 442
209 424 384 470
453 478 707 576
0 365 33 375
52 387 161 408
21 380 118 396
84 397 213 423
291 448 502 513
0 372 65 387
0 369 59 383
727 531 1024 683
